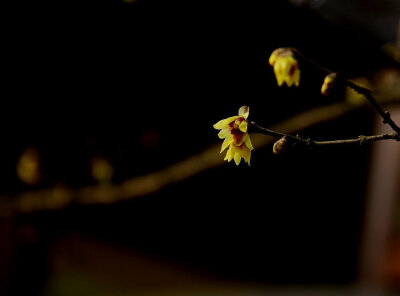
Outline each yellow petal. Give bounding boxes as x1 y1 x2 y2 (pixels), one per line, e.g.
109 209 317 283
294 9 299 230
293 69 300 87
282 59 293 87
220 135 233 153
224 144 234 162
269 48 286 66
243 133 254 150
286 75 294 87
239 145 251 165
218 128 231 139
269 54 276 66
282 56 291 73
238 106 249 119
285 57 299 87
213 116 239 130
273 56 300 87
234 152 241 165
239 120 248 133
274 62 284 86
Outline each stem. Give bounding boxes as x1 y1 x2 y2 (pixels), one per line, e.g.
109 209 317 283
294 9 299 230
250 121 399 148
344 80 400 135
250 121 310 145
291 48 400 135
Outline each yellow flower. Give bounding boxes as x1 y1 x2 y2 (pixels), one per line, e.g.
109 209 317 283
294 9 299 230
17 147 41 185
269 48 300 87
213 106 254 165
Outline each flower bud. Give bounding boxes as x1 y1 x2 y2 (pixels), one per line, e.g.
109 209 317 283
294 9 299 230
321 73 338 96
273 136 290 155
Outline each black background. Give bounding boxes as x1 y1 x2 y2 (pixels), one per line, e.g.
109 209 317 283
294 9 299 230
2 0 398 294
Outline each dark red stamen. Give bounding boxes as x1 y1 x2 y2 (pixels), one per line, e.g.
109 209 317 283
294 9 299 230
228 117 244 128
231 128 244 135
289 64 297 77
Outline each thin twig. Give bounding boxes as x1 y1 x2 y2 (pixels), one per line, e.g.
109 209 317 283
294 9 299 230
250 121 399 148
344 80 400 135
291 48 400 135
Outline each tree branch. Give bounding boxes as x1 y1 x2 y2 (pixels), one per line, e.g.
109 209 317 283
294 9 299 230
1 99 398 216
291 48 400 135
250 121 399 149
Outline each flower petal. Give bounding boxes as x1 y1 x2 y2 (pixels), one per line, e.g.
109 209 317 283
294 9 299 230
243 133 254 150
234 152 241 165
274 61 284 86
272 54 300 87
238 106 249 119
239 120 248 133
269 48 286 66
218 128 231 139
239 145 251 165
224 144 234 162
213 116 239 130
293 69 300 87
286 75 294 87
220 135 233 153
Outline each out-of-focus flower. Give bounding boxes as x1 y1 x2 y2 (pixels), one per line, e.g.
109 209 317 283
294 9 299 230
321 72 338 96
91 156 114 184
17 147 41 185
269 48 300 87
213 106 254 165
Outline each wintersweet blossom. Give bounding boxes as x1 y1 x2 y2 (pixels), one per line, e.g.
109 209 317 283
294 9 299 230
269 48 300 87
213 106 254 165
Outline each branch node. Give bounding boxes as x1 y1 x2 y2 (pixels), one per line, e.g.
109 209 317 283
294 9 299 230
382 111 391 124
358 135 367 145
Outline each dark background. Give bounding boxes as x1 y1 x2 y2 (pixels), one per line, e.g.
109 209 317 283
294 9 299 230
1 0 399 295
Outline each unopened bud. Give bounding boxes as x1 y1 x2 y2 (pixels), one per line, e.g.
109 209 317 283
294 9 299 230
321 73 338 96
273 136 290 155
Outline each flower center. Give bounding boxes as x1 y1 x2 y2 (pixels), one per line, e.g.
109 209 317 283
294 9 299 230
229 118 246 145
231 117 244 130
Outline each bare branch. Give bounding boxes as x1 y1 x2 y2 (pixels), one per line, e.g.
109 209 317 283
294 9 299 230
250 121 399 149
291 48 400 135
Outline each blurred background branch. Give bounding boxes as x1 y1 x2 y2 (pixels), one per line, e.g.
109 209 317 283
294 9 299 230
1 92 399 216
